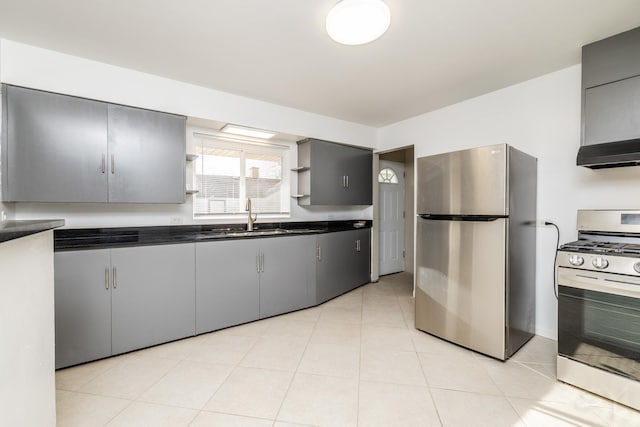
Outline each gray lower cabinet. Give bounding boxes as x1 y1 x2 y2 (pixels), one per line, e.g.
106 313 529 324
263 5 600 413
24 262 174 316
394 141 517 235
110 244 195 354
54 243 195 368
54 249 112 369
195 239 261 334
259 235 316 318
196 235 316 334
1 84 186 203
315 229 371 304
55 230 367 368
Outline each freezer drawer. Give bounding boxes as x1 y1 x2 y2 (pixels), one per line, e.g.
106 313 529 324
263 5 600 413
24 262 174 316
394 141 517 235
415 217 507 359
417 144 508 216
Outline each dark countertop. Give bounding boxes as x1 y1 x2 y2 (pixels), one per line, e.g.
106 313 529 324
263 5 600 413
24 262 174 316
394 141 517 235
55 220 372 250
0 219 66 244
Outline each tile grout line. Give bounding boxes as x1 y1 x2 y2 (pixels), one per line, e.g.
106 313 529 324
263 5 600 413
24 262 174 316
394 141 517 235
271 296 325 425
410 298 445 427
355 279 366 427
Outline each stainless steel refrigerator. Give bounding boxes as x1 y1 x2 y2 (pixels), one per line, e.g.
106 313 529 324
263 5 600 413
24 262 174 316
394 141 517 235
415 143 537 360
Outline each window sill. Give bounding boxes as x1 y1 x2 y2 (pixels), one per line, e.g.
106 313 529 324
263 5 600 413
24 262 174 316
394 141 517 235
193 213 291 221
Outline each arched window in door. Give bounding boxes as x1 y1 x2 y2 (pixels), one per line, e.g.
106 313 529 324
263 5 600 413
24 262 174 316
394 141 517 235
378 167 399 184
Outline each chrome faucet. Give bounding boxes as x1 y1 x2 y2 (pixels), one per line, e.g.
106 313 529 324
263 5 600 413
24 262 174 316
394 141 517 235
245 197 257 231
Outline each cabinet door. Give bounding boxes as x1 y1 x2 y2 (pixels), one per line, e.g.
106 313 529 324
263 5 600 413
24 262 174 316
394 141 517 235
351 229 372 289
316 230 371 304
582 26 640 89
4 85 108 202
303 139 372 206
111 244 195 354
309 140 346 205
583 75 640 145
259 235 315 318
316 232 352 303
195 239 260 334
315 234 333 304
344 146 373 205
54 249 111 368
333 229 364 296
107 105 186 203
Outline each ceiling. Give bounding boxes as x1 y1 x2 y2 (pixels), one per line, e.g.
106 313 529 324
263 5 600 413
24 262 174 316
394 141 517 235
1 0 640 127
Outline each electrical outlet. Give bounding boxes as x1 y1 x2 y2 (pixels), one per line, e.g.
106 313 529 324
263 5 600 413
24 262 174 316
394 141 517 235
170 216 183 225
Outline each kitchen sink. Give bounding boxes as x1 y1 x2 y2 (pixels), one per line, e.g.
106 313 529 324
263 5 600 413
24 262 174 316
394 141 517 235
196 228 325 240
224 228 289 237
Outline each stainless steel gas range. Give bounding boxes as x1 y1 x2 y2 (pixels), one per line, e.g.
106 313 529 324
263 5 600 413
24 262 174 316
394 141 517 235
556 210 640 410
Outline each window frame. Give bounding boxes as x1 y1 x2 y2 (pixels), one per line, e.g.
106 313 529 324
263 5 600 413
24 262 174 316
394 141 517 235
191 131 292 219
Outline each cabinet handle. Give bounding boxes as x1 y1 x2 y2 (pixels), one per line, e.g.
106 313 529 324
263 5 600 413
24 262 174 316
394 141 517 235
104 268 109 290
256 254 260 273
317 246 322 261
112 266 117 289
111 154 115 174
357 239 361 252
342 175 345 188
101 154 106 174
260 253 265 273
346 175 349 188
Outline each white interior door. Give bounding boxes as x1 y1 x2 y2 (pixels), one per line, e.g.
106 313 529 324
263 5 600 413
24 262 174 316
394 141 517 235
379 160 405 275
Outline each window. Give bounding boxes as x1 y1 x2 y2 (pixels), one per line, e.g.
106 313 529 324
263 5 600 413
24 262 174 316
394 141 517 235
378 167 398 184
193 135 290 216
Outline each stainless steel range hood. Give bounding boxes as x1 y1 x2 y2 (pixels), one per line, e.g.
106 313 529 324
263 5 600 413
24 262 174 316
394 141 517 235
577 139 640 169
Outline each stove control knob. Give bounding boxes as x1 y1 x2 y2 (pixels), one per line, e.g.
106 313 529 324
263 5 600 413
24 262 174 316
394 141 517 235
592 257 609 269
634 262 640 274
568 255 584 266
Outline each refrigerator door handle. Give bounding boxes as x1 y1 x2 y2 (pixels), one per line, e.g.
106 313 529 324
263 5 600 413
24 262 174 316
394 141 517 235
418 214 507 222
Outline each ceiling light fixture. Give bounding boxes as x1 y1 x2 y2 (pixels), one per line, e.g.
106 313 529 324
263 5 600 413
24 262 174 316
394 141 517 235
220 124 277 139
326 0 391 46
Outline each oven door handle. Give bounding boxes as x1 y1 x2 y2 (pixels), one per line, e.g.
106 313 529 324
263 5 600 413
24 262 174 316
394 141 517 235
557 268 640 299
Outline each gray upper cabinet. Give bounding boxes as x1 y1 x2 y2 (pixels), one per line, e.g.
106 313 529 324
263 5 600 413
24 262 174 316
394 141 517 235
344 145 374 205
582 26 640 89
1 85 186 203
111 244 195 354
195 239 261 334
297 138 372 206
580 26 640 149
584 75 640 146
54 249 112 369
2 85 109 202
108 104 186 203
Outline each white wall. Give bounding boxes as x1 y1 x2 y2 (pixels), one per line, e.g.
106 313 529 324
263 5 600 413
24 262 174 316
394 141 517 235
1 40 374 227
378 65 640 339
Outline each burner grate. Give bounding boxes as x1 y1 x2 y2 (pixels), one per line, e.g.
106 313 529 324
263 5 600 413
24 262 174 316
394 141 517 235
559 240 640 255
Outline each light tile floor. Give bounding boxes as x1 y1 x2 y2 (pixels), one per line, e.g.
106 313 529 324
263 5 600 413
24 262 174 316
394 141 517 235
56 272 639 426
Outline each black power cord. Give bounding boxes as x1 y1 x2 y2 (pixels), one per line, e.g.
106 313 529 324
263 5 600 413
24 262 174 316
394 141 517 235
545 221 560 299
